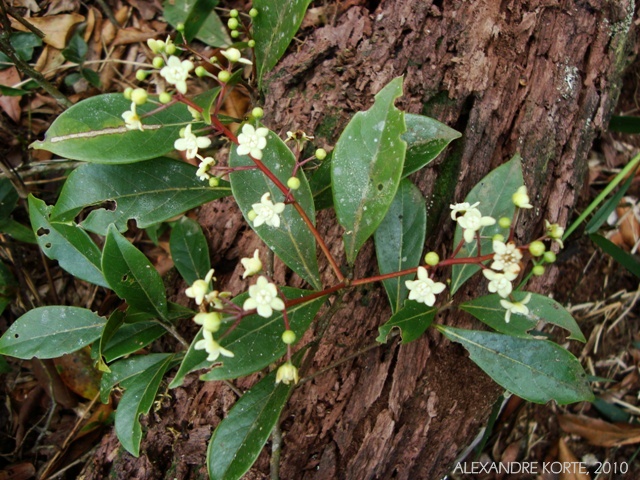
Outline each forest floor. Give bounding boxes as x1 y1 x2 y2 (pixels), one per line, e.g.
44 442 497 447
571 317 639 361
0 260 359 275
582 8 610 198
0 1 639 479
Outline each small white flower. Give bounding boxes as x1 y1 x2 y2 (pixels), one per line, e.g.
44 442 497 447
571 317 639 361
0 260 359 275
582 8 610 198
160 55 194 94
185 269 215 305
174 124 212 159
121 102 143 131
196 156 215 181
243 275 285 318
220 48 252 65
482 269 517 298
194 329 234 362
499 293 532 323
491 240 523 274
545 220 565 248
512 186 533 209
237 124 269 159
241 249 262 279
193 311 222 332
405 266 446 306
457 209 496 243
450 201 480 221
275 361 299 385
251 193 285 228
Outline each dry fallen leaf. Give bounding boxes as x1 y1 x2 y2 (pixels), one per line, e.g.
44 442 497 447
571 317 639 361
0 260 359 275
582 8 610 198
10 13 85 50
0 67 22 122
559 413 640 447
558 437 591 480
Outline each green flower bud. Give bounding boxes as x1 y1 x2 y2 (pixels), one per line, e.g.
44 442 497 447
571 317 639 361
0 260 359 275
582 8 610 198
159 91 173 104
287 177 301 190
532 265 545 276
498 216 511 229
228 17 239 30
252 107 264 119
424 252 439 266
135 69 149 81
230 30 240 38
230 9 239 18
247 209 257 221
195 66 208 77
209 177 220 187
131 88 148 105
123 87 133 100
542 251 556 264
165 42 177 55
281 329 296 345
315 148 327 160
218 70 231 83
248 39 256 48
492 233 505 242
528 241 546 257
152 56 164 69
249 8 258 17
176 22 185 32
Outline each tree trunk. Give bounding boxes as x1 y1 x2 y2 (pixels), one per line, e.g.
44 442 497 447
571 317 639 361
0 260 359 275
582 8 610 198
83 1 634 478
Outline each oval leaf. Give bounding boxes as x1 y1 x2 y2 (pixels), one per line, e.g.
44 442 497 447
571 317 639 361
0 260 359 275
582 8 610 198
163 0 230 46
377 301 436 344
374 179 426 312
31 94 194 163
229 130 320 289
170 216 211 285
0 306 105 359
438 326 593 405
332 77 407 265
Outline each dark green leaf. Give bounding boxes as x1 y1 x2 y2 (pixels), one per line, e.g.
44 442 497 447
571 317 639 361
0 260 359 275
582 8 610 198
62 32 88 64
29 195 107 287
102 224 169 319
32 94 195 163
0 306 105 359
0 178 18 220
101 353 173 403
608 115 640 134
0 84 31 96
332 77 406 265
207 367 292 480
163 0 230 47
95 310 126 372
450 154 523 294
51 158 230 235
586 173 636 234
170 216 211 285
81 67 101 88
101 321 167 363
230 129 321 289
0 32 42 68
590 233 640 278
460 292 586 342
438 326 593 405
374 179 426 312
308 154 333 210
377 301 436 344
0 218 36 243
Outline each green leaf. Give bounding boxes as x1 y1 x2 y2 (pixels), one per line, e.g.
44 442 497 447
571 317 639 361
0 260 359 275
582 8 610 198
0 306 105 359
0 32 42 68
460 292 586 342
252 0 312 88
170 216 211 285
0 178 18 220
450 154 523 294
229 129 320 289
29 195 108 287
0 261 17 316
114 354 176 456
332 77 407 265
377 301 436 344
308 154 333 210
207 367 292 480
437 326 594 405
101 353 172 403
402 113 461 177
199 288 325 381
608 115 640 134
31 94 194 163
163 0 230 47
50 158 230 235
101 321 167 363
102 224 168 319
95 310 126 372
590 233 640 278
374 179 426 312
0 84 31 96
62 31 88 64
81 67 101 88
0 218 36 244
585 172 636 234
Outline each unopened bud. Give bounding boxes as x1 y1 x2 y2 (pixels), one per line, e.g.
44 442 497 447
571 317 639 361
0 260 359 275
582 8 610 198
287 177 301 190
315 148 327 160
249 8 258 17
218 70 231 83
543 251 556 264
424 252 439 266
528 241 546 257
159 92 172 104
228 18 239 30
252 107 264 119
532 265 545 276
152 56 164 69
135 70 149 81
282 330 296 344
498 217 511 229
131 88 148 105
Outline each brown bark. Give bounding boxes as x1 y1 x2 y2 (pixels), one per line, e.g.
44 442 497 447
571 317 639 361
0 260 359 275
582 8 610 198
83 0 634 479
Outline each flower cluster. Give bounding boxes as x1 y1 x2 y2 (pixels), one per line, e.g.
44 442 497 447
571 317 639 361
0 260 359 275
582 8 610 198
450 201 496 243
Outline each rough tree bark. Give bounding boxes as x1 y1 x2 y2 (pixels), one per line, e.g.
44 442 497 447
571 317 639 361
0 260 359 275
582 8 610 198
83 1 634 479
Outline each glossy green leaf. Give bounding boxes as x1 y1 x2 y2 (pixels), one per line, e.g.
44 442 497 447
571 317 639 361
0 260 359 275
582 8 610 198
230 130 320 289
101 353 172 403
0 178 18 220
377 301 436 344
50 158 230 235
308 154 333 210
450 154 523 294
437 326 593 405
102 224 168 319
207 367 292 480
590 233 640 278
252 0 312 88
170 216 211 285
31 94 194 163
402 113 461 177
460 292 586 342
374 179 426 312
95 310 126 372
101 322 167 363
163 0 230 47
0 306 105 359
199 288 325 381
29 195 108 287
114 354 176 456
332 77 407 265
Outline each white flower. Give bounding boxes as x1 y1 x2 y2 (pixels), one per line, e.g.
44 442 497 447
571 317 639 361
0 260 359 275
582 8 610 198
276 361 299 385
121 102 143 131
174 124 212 159
160 55 194 94
236 124 269 159
185 269 215 305
194 329 234 362
196 156 215 181
450 201 480 221
482 269 517 298
193 311 222 332
251 193 285 228
545 220 565 248
243 275 285 318
405 266 446 306
220 48 252 65
241 249 262 279
500 293 532 323
491 240 523 274
512 186 533 209
457 209 496 243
